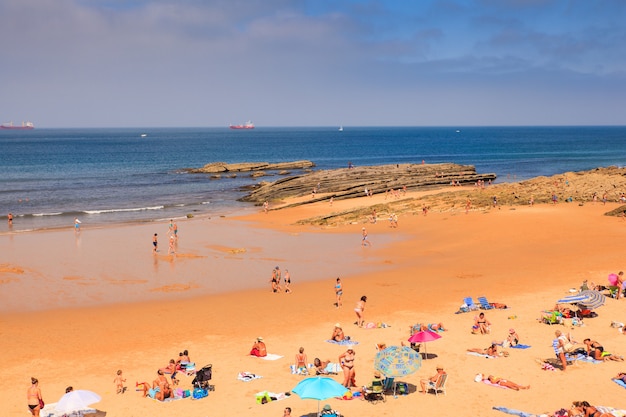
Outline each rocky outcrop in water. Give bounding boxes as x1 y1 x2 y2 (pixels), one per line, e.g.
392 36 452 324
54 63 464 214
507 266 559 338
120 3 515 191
240 163 497 204
184 161 315 174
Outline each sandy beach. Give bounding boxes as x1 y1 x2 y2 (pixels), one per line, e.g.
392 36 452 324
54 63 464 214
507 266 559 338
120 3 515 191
3 179 626 417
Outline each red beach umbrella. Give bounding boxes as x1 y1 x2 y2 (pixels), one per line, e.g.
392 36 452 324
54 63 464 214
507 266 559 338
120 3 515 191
408 330 442 358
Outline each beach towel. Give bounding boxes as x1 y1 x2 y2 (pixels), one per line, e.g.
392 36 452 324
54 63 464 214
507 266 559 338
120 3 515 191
482 379 510 389
255 391 291 404
492 406 541 417
324 362 342 374
567 353 602 364
257 353 283 361
596 406 626 417
467 351 496 359
290 364 314 375
238 372 262 382
612 378 626 389
510 344 531 349
326 339 359 346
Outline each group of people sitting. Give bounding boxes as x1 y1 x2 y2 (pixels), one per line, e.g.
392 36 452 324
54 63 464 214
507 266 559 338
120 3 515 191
141 349 193 401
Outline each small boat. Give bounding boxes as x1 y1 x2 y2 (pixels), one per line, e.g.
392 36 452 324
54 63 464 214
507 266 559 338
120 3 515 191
230 121 255 129
338 126 344 132
1 121 34 130
140 133 148 137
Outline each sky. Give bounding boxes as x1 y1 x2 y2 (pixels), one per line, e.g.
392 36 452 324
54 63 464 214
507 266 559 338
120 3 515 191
1 0 625 128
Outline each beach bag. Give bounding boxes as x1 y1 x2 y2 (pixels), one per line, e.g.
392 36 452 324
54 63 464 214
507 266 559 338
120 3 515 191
183 389 191 398
192 387 208 399
396 382 408 395
39 399 45 409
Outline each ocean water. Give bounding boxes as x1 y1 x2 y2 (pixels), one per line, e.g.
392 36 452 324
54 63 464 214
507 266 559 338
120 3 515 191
1 126 625 232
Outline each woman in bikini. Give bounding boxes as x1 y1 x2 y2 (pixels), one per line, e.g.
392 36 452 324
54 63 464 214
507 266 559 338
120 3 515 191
27 377 43 416
335 278 343 307
338 348 356 388
354 296 367 327
486 375 529 390
579 401 610 417
473 312 491 334
294 347 308 374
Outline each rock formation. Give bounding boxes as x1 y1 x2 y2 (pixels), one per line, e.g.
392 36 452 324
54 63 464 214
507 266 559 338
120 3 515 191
240 163 497 204
184 161 315 174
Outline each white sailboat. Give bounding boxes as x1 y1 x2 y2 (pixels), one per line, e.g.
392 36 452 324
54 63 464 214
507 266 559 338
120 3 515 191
338 126 343 132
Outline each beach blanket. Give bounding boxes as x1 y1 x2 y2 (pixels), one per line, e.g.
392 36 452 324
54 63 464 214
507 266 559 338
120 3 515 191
238 372 262 382
257 353 283 361
324 362 342 374
467 351 496 359
613 378 626 389
510 344 531 349
492 406 541 417
482 379 509 389
40 403 97 417
326 339 359 346
255 391 291 404
290 364 314 375
566 353 602 364
596 406 626 417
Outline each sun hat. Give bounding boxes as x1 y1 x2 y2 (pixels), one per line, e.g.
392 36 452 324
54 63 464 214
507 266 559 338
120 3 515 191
474 373 483 382
374 371 381 378
335 323 341 328
436 365 443 370
323 404 332 411
509 328 516 333
257 337 263 341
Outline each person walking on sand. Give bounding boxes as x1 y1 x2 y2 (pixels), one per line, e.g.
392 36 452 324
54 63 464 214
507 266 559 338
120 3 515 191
355 295 367 327
27 377 43 417
74 217 81 232
153 233 158 254
335 277 343 307
361 227 371 247
114 369 127 394
263 200 269 214
284 269 291 293
168 235 175 255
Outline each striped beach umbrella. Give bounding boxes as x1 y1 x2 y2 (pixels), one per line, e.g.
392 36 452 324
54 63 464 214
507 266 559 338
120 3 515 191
557 290 605 310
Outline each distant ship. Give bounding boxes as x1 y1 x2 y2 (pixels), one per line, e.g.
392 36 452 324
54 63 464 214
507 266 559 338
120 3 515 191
229 121 254 129
1 121 34 130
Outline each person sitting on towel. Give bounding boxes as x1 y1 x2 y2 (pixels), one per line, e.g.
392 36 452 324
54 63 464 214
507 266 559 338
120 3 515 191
250 337 267 357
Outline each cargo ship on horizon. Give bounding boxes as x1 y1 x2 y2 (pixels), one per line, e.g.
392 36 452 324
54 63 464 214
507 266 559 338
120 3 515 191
1 121 34 130
229 121 254 129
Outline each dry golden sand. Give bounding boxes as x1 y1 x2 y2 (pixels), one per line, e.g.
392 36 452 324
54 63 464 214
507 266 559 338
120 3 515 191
2 177 626 417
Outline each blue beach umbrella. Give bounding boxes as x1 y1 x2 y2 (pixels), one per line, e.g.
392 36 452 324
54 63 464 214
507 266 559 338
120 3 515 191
292 376 347 414
557 290 605 310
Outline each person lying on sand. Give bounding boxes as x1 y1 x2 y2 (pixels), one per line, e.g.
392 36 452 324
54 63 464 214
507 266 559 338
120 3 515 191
614 372 626 383
467 343 499 357
483 374 530 390
583 338 624 361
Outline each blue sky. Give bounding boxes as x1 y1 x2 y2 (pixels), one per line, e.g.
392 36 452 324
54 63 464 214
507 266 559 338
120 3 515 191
1 0 624 127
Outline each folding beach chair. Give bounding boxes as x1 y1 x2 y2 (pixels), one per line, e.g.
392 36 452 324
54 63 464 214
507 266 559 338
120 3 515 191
363 379 385 403
477 296 494 310
463 297 479 311
426 373 448 397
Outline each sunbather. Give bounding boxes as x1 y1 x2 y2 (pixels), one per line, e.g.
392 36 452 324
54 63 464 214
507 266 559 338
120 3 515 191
484 374 529 390
614 372 626 383
583 338 624 361
331 324 346 342
472 312 491 334
250 337 267 357
420 365 446 393
467 343 499 357
313 358 331 375
294 347 309 374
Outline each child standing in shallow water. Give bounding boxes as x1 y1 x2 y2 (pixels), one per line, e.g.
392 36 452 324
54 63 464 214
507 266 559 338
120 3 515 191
114 369 126 394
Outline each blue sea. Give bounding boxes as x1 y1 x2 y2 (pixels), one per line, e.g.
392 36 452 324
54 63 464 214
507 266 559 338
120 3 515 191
1 126 625 233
